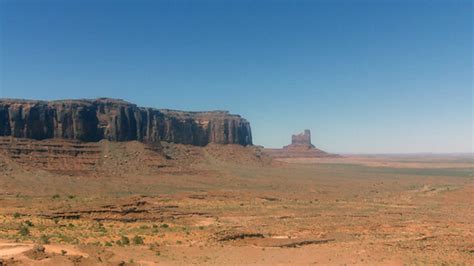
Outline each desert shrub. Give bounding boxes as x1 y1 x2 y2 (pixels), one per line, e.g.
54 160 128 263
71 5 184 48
160 224 169 228
95 223 107 233
91 241 102 246
132 235 144 245
104 241 113 247
13 212 21 219
121 235 130 245
56 233 77 244
39 234 50 244
24 220 34 227
19 225 30 236
52 194 60 199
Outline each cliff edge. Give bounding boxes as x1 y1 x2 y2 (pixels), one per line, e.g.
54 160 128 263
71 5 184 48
0 98 252 146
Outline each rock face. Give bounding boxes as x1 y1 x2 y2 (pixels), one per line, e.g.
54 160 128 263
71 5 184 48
264 129 337 158
0 98 252 146
284 129 315 149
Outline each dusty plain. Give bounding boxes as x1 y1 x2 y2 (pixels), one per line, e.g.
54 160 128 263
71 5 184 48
0 138 473 265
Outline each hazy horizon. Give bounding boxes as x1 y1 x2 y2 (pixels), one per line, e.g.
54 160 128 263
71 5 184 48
0 0 472 153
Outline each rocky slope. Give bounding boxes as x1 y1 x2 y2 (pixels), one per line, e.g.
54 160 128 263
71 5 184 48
0 98 252 146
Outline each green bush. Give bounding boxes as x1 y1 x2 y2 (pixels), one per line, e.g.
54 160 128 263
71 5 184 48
121 235 130 245
19 225 30 236
132 235 144 245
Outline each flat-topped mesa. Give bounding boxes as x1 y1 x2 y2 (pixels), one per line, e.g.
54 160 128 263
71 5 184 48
0 98 252 146
284 129 315 149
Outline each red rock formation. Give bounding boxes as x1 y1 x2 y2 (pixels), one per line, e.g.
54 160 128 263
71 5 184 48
0 98 252 146
265 130 337 158
284 129 315 149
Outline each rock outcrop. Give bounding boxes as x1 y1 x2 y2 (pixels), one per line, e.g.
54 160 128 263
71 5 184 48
264 129 337 158
283 129 315 149
0 98 252 146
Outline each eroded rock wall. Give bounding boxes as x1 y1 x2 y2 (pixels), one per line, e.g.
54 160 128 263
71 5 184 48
0 98 252 146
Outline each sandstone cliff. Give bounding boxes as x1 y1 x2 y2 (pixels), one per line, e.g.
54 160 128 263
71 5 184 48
0 98 252 146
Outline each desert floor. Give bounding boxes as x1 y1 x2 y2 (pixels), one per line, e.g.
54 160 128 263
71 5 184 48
0 142 472 265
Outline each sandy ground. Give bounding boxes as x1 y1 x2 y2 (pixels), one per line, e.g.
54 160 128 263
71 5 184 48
277 154 474 169
0 142 472 265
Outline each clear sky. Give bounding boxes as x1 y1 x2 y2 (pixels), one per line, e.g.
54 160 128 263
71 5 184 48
0 0 472 153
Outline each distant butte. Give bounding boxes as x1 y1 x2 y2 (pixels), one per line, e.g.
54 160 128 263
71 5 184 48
264 129 337 158
284 129 315 149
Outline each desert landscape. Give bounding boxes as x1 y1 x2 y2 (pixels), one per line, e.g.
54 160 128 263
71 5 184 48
0 99 472 265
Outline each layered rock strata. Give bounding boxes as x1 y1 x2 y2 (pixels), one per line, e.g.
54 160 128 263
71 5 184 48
0 98 252 146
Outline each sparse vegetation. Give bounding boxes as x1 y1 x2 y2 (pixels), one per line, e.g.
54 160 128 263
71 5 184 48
118 235 130 246
0 142 471 265
18 225 30 236
132 235 144 245
39 234 51 244
24 220 34 227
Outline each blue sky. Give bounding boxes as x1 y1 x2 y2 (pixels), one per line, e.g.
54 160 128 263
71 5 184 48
0 0 472 153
